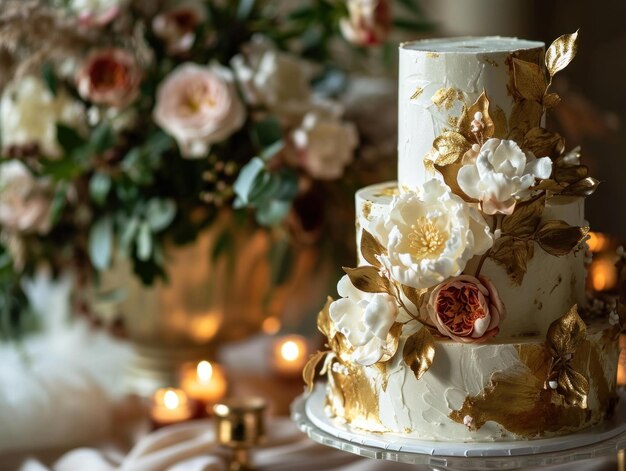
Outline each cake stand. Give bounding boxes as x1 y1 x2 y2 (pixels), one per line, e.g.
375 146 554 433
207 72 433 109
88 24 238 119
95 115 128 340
291 385 626 470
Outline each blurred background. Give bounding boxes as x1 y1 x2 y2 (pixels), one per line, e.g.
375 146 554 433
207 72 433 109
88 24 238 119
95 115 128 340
0 1 624 470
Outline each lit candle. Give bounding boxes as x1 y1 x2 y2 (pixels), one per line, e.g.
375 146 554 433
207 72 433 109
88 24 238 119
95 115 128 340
180 360 228 405
272 335 309 377
151 388 193 426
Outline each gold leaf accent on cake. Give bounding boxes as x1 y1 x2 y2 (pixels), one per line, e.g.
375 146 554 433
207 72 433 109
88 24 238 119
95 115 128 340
431 87 463 110
490 237 534 286
513 58 547 102
336 365 383 426
458 91 494 140
491 105 508 139
432 131 470 166
547 305 587 357
523 127 565 159
410 87 424 100
317 296 335 340
343 266 391 294
545 30 579 77
501 195 545 237
362 200 372 220
373 185 399 197
536 221 589 256
426 52 440 59
403 327 436 380
508 100 543 142
361 229 386 268
447 114 459 129
303 351 328 393
379 322 403 363
544 92 562 109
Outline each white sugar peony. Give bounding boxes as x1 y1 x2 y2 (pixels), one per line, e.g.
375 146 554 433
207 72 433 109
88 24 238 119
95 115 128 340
0 76 85 158
153 63 246 159
293 112 358 180
457 138 552 215
372 179 493 290
329 275 398 365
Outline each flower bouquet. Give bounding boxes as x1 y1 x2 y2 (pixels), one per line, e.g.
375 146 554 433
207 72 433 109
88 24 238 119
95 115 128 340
0 0 429 338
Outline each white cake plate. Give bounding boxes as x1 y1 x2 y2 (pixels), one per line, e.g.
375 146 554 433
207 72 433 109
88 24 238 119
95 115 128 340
291 384 626 470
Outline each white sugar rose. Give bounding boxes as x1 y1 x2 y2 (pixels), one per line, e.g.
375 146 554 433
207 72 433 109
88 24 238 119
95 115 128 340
0 76 85 158
153 63 246 159
372 179 493 290
340 0 391 47
457 138 552 215
293 112 358 180
329 275 398 366
0 161 53 235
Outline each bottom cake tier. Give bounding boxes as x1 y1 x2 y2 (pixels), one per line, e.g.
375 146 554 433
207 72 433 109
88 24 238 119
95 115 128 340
324 322 619 442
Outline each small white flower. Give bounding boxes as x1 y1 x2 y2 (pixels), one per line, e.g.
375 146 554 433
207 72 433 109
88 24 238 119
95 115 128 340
370 179 493 290
463 415 475 429
548 380 558 390
617 246 625 259
329 275 398 366
457 138 552 215
609 310 620 326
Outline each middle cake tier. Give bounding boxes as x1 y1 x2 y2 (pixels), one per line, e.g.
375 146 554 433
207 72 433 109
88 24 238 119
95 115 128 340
355 182 587 338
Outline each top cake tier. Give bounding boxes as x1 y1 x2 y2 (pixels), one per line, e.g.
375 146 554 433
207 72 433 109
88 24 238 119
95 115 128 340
398 37 545 189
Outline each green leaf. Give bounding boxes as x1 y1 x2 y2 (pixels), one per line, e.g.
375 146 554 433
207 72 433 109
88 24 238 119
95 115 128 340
236 0 255 20
49 184 67 225
89 216 113 270
120 217 140 255
89 123 115 153
56 124 86 153
256 199 291 226
137 221 153 261
145 198 177 232
253 116 283 151
233 157 265 205
42 63 57 96
89 172 112 205
40 157 82 180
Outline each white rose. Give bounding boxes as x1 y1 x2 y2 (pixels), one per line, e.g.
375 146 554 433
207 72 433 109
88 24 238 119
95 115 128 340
0 161 53 235
457 138 553 215
153 63 246 159
329 275 398 366
372 179 493 290
292 112 358 180
69 0 123 26
0 76 85 159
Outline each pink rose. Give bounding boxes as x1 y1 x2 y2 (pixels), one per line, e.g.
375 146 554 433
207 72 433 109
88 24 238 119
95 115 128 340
76 48 141 109
340 0 391 47
152 1 207 55
427 275 505 343
153 63 246 159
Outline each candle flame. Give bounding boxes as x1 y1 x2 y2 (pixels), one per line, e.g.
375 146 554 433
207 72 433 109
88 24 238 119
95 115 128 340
281 340 301 362
262 317 281 335
587 232 610 253
197 360 213 383
164 390 181 410
591 258 617 292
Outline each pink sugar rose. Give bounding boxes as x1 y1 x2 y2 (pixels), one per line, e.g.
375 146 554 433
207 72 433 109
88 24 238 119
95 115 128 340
76 48 141 109
427 275 505 343
153 63 246 159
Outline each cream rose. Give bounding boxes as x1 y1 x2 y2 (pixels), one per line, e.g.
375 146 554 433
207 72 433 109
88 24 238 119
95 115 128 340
329 275 398 365
152 1 207 55
76 48 141 109
153 63 246 159
0 161 53 235
340 0 391 47
0 76 85 158
69 0 123 27
427 275 505 343
292 112 358 180
457 138 552 215
372 179 493 290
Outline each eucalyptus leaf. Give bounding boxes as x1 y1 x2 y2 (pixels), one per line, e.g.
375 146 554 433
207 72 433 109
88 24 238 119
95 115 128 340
137 221 153 261
89 123 115 153
89 172 112 205
120 217 140 256
256 199 291 226
233 157 265 205
88 216 113 270
145 198 177 232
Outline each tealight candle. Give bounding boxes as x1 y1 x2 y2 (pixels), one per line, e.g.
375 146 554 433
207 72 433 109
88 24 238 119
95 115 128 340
180 360 228 405
272 335 309 377
151 388 193 426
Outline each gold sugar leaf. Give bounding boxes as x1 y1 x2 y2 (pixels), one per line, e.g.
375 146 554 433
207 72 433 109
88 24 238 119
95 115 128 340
534 179 567 193
317 296 335 340
402 284 426 313
523 127 565 159
558 366 589 408
512 58 547 102
544 92 562 109
490 237 534 285
360 229 386 268
329 332 354 362
432 131 470 166
459 91 495 140
508 100 543 142
554 165 589 184
343 266 390 294
379 322 403 363
501 195 545 237
403 327 436 380
547 305 587 358
561 177 600 197
431 87 463 110
491 105 509 139
410 87 424 100
434 162 476 202
545 30 580 77
536 220 589 256
303 351 328 393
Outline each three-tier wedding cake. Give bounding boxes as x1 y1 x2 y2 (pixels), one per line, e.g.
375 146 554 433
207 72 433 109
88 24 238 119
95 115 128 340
304 33 622 442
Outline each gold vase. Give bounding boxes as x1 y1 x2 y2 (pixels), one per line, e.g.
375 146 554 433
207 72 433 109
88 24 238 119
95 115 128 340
94 215 330 396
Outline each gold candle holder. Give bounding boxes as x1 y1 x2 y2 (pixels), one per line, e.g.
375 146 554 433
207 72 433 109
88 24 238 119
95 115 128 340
213 397 267 471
